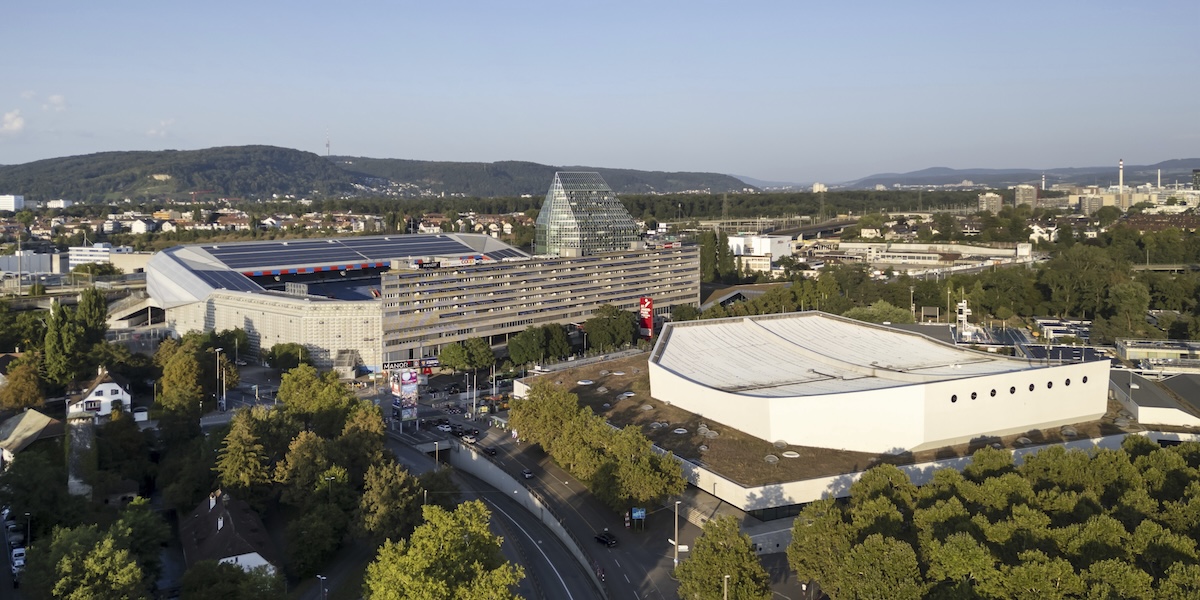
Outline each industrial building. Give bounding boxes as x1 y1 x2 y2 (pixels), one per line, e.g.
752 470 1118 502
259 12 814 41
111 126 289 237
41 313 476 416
648 312 1110 454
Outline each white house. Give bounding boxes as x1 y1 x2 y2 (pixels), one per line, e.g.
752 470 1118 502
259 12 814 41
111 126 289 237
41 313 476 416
68 368 133 420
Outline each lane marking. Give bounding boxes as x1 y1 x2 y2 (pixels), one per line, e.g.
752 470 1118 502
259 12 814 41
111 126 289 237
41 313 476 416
484 498 575 600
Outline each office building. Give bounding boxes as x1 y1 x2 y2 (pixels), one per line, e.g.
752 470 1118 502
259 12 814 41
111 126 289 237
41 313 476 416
1014 184 1038 208
978 192 1003 214
69 243 134 270
0 195 24 212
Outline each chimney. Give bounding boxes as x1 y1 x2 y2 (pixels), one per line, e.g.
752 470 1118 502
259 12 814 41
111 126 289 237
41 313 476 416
217 516 224 531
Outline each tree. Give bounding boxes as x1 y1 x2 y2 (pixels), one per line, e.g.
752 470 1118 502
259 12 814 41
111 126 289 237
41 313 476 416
337 403 386 487
274 430 334 508
416 468 461 512
75 286 109 347
23 524 147 600
837 534 927 600
181 562 285 600
159 339 204 414
464 337 496 370
285 502 347 578
543 324 572 360
675 515 771 600
584 304 636 351
0 357 43 409
438 342 470 372
43 300 85 386
672 304 700 322
114 497 171 583
506 326 544 366
265 342 310 371
363 501 524 600
277 365 358 437
215 413 272 505
358 462 423 543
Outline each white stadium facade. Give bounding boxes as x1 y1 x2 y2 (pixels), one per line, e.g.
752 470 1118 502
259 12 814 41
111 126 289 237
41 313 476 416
649 312 1111 454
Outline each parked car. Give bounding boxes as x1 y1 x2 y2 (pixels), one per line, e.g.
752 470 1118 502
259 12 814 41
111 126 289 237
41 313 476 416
461 435 477 444
595 531 618 547
521 468 534 479
436 424 452 433
235 359 249 366
484 447 498 456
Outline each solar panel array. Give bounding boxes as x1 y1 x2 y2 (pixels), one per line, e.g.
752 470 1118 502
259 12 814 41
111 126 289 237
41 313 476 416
192 268 265 292
200 235 512 271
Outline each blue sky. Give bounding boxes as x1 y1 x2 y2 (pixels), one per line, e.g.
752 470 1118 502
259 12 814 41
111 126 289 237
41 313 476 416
2 1 1197 183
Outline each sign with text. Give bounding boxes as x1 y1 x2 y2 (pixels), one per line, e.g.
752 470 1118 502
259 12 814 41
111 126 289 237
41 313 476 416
638 297 654 339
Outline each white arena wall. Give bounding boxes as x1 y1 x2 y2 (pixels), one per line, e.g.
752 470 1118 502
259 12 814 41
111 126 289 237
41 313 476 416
648 312 1110 454
650 360 1108 454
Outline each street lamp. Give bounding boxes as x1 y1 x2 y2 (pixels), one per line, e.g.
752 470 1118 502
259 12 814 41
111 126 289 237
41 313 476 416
724 574 730 600
316 574 328 600
435 441 439 466
25 512 30 544
213 347 224 414
325 476 334 504
673 500 681 567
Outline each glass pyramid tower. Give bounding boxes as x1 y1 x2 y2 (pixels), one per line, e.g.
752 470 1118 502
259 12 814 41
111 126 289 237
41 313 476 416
535 172 641 257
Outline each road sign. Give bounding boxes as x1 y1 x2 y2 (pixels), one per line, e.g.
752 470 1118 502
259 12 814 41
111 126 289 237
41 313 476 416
632 507 646 520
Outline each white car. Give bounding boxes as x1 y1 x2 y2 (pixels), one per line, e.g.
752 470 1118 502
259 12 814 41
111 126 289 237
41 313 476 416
461 435 477 444
10 547 25 564
436 424 452 433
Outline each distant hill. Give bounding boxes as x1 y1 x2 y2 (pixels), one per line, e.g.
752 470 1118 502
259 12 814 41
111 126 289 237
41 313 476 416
730 174 809 190
333 156 755 196
0 146 755 202
0 146 356 201
844 159 1200 189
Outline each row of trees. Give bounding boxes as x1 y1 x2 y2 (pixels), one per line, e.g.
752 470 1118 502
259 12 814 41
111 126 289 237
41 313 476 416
787 438 1200 599
509 381 685 512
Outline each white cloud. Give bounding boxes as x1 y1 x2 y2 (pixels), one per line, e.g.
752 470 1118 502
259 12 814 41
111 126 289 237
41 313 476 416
43 94 66 112
146 118 175 138
1 110 25 135
20 90 36 100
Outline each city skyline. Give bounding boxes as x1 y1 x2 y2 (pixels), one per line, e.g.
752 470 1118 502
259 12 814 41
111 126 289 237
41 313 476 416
1 1 1196 183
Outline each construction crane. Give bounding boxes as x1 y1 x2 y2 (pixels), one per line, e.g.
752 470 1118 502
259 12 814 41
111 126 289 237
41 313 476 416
189 190 215 203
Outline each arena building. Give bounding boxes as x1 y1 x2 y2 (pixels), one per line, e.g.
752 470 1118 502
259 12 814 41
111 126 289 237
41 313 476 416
145 172 701 372
648 312 1110 454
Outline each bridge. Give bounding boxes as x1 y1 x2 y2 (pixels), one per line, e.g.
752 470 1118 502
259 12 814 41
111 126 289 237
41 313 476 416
1130 264 1200 273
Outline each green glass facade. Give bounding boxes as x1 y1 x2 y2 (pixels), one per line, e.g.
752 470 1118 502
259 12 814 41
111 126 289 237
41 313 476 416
535 172 642 257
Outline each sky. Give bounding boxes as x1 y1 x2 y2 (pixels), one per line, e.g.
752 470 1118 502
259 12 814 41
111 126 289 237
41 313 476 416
2 1 1198 183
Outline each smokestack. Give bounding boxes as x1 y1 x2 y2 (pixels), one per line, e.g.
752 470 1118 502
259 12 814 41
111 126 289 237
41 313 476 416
1158 169 1162 189
1041 174 1046 191
1119 159 1124 191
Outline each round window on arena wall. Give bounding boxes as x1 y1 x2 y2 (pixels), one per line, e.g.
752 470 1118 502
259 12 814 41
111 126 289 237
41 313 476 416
971 392 978 400
1010 386 1016 395
1065 379 1071 386
1082 376 1089 384
990 389 997 397
1029 384 1035 392
951 394 958 403
1047 381 1053 389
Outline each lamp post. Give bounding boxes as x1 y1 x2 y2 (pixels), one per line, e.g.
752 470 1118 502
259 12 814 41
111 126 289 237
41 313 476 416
673 500 681 567
325 476 334 504
25 512 30 544
435 441 439 466
316 574 328 600
724 574 730 600
213 347 224 414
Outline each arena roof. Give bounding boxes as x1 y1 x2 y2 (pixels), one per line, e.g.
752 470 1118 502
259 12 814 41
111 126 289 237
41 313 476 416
651 312 1047 397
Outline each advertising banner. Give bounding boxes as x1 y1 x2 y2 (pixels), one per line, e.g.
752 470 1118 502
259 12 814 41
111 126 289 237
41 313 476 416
389 369 420 421
638 297 654 339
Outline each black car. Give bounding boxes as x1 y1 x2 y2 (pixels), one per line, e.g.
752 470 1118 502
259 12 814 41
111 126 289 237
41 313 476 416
427 386 439 393
521 468 534 479
595 531 618 547
484 447 498 456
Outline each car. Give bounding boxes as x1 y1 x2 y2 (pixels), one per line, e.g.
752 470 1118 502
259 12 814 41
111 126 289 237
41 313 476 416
470 428 480 436
10 547 25 563
521 468 534 479
461 435 477 444
437 418 450 426
427 386 439 393
235 359 248 366
436 424 452 433
595 531 618 547
484 447 498 456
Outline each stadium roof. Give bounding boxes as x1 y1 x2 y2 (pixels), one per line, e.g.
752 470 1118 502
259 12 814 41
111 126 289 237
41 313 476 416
651 312 1053 397
147 233 528 309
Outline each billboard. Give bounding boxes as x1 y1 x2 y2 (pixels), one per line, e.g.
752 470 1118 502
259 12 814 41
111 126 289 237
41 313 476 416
639 297 654 339
389 369 420 421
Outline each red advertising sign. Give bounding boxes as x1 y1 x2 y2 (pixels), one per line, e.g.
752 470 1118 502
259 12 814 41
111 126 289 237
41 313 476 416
639 297 654 339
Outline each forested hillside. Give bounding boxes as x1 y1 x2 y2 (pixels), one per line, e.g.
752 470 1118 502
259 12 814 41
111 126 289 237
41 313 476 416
0 146 355 201
0 145 754 201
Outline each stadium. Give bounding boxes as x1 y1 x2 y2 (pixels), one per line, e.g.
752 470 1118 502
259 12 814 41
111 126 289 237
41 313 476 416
144 172 701 373
648 312 1110 454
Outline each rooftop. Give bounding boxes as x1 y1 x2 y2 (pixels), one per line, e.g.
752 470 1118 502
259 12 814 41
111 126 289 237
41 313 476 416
652 312 1051 397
